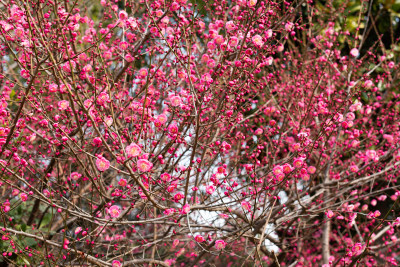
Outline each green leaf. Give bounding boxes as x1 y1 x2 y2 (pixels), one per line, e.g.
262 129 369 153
361 91 369 103
39 213 53 228
10 89 15 99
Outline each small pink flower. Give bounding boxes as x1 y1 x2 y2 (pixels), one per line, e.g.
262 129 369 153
20 69 30 79
137 159 153 172
207 59 216 68
265 29 273 38
207 41 217 50
364 80 374 88
172 239 180 247
170 2 180 11
167 185 176 193
10 5 23 21
58 100 69 111
96 156 110 172
201 73 213 84
241 201 251 212
75 227 82 235
285 22 294 31
214 35 224 45
293 157 304 168
247 0 257 7
255 128 263 135
366 150 377 159
62 61 76 73
352 243 364 254
96 92 109 106
156 114 168 126
291 142 301 151
119 10 128 21
170 96 182 107
350 48 359 57
201 54 209 63
282 164 293 174
139 68 148 78
177 70 187 79
181 204 190 214
219 213 229 219
301 173 310 181
346 205 355 212
49 84 58 93
229 36 238 47
2 23 14 32
112 260 122 267
164 208 176 215
12 189 20 196
126 143 141 158
118 178 127 187
225 21 236 31
126 17 138 28
155 10 164 17
215 240 226 250
104 50 112 60
168 123 179 135
108 205 121 218
377 195 387 201
252 34 264 47
326 210 334 218
222 141 231 151
273 165 283 176
19 193 28 202
174 192 184 202
160 173 171 182
217 166 226 174
3 202 10 213
119 41 128 50
70 172 82 181
345 112 355 122
195 235 205 243
351 140 360 148
125 53 133 62
349 164 358 173
307 166 316 174
373 210 381 218
59 83 72 94
206 185 215 194
350 101 362 112
39 119 49 128
93 137 102 146
82 64 92 72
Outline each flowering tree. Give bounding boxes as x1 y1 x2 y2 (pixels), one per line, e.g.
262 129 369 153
0 0 400 266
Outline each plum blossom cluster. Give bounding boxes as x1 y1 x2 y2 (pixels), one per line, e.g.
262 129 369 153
0 0 399 266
